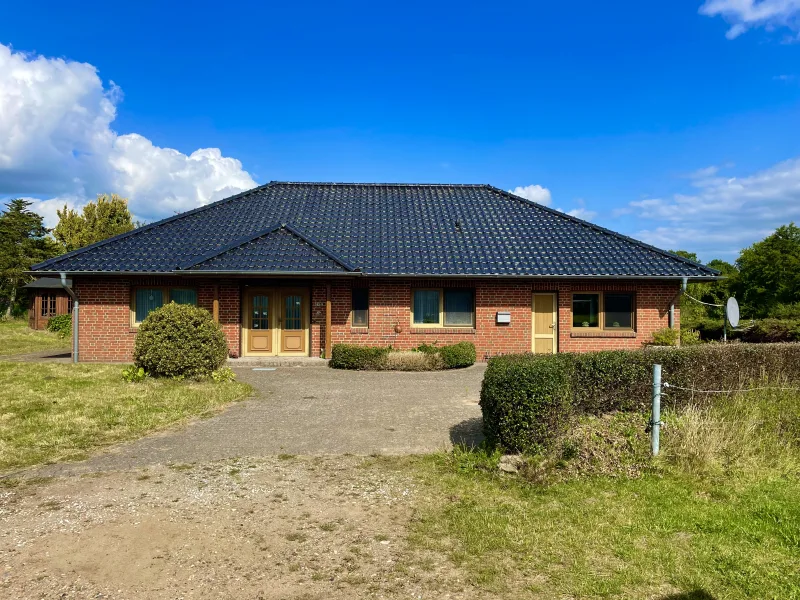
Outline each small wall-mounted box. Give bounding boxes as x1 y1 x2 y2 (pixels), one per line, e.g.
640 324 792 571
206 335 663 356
496 311 511 324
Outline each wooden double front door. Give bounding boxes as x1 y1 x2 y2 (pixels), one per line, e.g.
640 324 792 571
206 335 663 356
243 288 309 356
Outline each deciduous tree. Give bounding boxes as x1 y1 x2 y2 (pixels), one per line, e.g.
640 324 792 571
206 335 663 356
54 194 135 252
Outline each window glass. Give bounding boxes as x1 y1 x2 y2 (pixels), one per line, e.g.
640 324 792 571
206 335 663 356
41 293 57 317
252 295 269 330
444 289 474 326
605 293 633 329
572 294 600 328
352 288 369 327
170 289 197 305
284 295 302 330
135 289 163 323
413 290 441 325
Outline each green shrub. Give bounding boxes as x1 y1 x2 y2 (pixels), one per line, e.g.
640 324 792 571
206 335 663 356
330 341 477 370
480 344 800 453
46 314 72 338
743 319 800 343
211 366 237 383
329 344 390 369
480 353 575 453
680 328 701 346
769 302 800 319
437 341 477 368
133 303 228 379
650 327 679 346
121 365 148 383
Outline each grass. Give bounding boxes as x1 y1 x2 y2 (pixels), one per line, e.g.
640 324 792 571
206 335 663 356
0 361 251 473
0 319 70 356
396 388 800 599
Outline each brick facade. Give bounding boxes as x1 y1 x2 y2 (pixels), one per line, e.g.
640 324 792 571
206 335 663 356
71 276 680 362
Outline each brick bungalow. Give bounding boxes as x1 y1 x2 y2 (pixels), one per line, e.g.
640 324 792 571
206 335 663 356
30 182 718 362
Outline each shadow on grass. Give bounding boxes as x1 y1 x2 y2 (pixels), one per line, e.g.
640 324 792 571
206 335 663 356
449 417 484 449
660 591 717 600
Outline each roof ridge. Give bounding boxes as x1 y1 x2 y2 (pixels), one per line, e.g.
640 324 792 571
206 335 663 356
178 222 357 272
31 182 276 271
270 181 487 187
488 185 719 276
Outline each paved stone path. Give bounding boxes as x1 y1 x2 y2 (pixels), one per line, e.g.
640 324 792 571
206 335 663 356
36 365 485 476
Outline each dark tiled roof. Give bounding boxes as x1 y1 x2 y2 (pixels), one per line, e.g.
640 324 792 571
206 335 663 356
32 183 719 278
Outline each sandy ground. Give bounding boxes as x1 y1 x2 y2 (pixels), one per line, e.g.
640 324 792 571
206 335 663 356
1 457 474 600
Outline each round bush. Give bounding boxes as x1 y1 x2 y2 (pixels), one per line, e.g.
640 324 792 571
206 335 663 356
133 303 228 378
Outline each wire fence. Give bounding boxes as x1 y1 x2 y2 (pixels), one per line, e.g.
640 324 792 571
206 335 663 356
662 382 800 394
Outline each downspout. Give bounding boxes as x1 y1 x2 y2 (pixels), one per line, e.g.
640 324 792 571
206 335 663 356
669 277 688 329
59 273 78 363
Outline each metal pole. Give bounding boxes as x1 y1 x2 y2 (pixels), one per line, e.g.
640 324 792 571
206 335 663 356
723 305 727 343
651 364 661 456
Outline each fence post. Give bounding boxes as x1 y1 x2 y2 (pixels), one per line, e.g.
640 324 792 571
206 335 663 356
651 364 661 456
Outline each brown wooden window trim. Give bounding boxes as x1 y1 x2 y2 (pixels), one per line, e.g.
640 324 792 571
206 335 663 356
130 286 198 327
570 291 636 332
410 288 475 329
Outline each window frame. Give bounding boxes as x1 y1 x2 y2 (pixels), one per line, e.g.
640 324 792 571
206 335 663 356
41 293 57 317
570 291 635 332
130 286 198 327
351 287 369 328
411 288 475 329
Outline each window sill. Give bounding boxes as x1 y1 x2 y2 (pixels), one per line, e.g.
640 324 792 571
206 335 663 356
410 327 477 335
570 330 636 338
349 328 370 334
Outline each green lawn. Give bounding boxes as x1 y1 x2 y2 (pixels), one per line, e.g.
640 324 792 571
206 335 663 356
393 387 800 599
0 362 251 472
402 454 799 599
0 319 70 356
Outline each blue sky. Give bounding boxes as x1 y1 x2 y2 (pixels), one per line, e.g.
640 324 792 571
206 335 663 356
1 0 800 261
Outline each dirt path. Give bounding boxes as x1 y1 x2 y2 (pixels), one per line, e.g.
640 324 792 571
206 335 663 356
1 457 475 599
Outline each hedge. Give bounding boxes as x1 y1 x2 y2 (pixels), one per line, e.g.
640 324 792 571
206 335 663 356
329 344 390 370
329 342 477 370
480 343 800 453
692 318 800 343
46 314 72 339
133 303 228 378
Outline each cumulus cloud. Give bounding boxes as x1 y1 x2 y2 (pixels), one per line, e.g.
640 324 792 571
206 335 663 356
699 0 800 39
0 43 257 225
626 157 800 258
509 184 552 205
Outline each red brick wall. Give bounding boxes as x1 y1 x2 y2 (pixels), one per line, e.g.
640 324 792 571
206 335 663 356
73 277 241 362
71 276 679 362
312 278 681 360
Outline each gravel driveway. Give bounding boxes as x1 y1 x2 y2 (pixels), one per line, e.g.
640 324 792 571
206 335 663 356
38 365 485 476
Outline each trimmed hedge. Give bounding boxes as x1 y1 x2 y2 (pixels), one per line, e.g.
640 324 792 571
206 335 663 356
329 344 390 370
439 341 477 368
133 303 228 378
46 314 72 338
329 341 477 370
480 343 800 453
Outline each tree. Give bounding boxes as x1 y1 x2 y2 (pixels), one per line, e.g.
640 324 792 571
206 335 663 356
0 200 59 318
734 223 800 318
54 193 135 252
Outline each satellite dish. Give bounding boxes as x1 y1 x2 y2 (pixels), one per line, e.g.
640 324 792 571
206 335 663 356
726 297 740 328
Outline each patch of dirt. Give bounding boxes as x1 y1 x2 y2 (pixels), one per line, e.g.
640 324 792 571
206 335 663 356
0 457 472 599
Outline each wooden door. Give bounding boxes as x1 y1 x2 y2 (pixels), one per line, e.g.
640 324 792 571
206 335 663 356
247 291 273 353
532 293 557 354
279 291 306 354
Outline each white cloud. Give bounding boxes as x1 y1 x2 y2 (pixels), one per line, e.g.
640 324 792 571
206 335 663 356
0 43 257 225
699 0 800 39
626 157 800 258
565 207 598 220
509 184 552 205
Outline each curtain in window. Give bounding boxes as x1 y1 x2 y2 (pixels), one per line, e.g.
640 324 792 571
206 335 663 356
444 290 474 326
170 289 197 305
135 289 163 322
413 290 440 325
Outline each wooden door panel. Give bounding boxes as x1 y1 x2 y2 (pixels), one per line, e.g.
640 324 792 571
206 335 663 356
247 293 272 354
532 293 557 354
280 293 306 354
